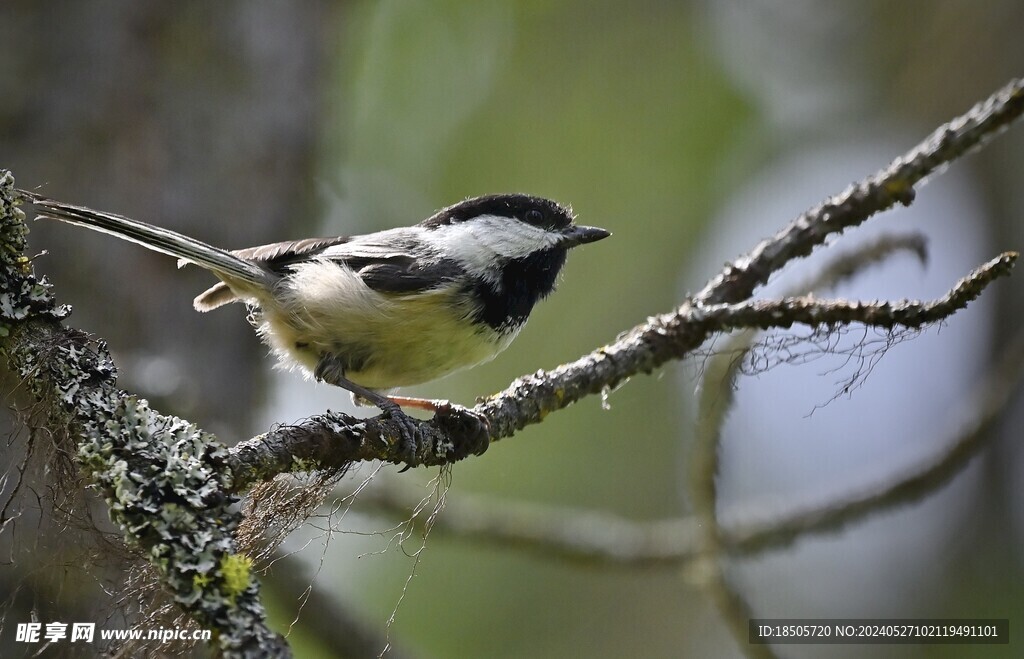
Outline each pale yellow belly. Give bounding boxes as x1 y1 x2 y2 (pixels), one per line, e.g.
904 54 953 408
251 260 519 390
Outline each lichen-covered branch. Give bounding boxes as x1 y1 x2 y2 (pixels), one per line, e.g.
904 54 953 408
0 173 288 658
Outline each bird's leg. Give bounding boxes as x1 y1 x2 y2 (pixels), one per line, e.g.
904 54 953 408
314 354 420 466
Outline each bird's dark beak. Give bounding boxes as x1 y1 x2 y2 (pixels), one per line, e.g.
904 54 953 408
560 225 611 248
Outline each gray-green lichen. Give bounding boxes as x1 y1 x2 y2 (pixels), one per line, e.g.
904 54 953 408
0 171 287 657
0 172 69 332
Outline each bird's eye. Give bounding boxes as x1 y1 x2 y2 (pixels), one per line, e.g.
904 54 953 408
525 209 544 224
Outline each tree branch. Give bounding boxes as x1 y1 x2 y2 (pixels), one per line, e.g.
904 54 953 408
697 251 1015 332
693 77 1024 306
0 174 289 658
226 77 1024 485
226 251 1016 489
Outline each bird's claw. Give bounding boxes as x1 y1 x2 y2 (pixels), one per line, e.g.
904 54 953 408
433 403 491 459
376 402 420 472
382 401 491 472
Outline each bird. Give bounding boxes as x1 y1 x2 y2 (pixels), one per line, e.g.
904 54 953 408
18 189 610 463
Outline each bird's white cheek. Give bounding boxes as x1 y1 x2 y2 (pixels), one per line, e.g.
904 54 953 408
424 216 561 268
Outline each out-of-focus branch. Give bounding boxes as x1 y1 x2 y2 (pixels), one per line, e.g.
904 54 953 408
791 232 928 293
355 481 701 567
725 327 1024 555
689 288 771 658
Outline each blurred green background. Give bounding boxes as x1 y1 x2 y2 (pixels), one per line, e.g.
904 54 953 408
2 1 1023 657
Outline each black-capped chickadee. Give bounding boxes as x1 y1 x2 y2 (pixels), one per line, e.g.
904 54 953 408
19 189 610 460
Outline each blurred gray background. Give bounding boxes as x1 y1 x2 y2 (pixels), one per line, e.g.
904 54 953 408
1 1 1022 657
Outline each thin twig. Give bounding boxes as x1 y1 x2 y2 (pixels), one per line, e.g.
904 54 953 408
693 78 1024 306
695 252 1016 332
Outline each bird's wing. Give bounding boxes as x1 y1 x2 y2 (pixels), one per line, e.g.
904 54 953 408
319 235 462 294
195 230 461 310
192 236 352 310
231 236 353 268
347 256 464 294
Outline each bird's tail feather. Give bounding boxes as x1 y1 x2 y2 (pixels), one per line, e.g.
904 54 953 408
17 189 270 287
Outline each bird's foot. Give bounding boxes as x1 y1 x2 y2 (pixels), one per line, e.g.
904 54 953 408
374 398 421 471
431 401 491 459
